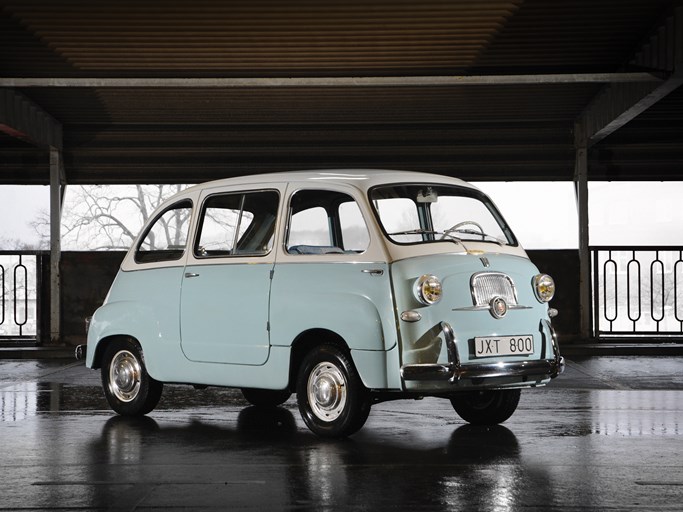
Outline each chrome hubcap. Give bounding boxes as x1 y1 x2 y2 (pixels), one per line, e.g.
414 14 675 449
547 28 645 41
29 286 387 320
109 350 141 402
307 362 347 422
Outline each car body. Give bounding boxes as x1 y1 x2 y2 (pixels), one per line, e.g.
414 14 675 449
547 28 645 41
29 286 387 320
81 170 563 437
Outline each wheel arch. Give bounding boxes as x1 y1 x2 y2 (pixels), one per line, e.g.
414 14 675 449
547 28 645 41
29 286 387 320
288 328 350 392
90 334 142 370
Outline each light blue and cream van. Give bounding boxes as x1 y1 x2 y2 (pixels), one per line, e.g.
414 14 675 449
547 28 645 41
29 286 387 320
81 170 563 437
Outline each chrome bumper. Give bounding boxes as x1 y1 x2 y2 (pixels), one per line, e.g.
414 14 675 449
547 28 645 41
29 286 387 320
401 321 565 383
74 344 87 360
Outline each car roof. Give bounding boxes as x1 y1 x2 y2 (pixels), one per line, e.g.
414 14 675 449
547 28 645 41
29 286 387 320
180 169 477 197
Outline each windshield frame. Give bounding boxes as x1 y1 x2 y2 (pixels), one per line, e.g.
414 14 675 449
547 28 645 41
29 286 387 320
368 182 518 248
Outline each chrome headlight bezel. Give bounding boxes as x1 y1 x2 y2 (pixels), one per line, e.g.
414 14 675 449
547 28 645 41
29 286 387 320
414 274 443 305
533 274 555 303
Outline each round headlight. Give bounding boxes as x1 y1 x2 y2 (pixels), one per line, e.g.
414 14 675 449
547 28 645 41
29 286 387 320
533 274 555 303
415 274 442 305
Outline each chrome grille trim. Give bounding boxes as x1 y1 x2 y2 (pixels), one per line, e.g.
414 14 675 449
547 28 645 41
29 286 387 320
470 272 518 306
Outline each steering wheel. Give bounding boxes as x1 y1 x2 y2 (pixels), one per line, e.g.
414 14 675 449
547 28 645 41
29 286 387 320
441 220 485 240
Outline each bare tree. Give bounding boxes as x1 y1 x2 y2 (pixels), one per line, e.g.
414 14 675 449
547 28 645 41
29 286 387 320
33 185 188 250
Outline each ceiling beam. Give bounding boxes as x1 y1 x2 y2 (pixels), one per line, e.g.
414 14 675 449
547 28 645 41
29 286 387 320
577 6 683 147
0 88 62 149
0 73 662 89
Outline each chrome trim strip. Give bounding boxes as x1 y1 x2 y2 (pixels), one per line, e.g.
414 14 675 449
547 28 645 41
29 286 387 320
452 304 533 312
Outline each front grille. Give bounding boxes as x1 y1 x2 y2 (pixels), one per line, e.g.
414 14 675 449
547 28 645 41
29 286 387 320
471 272 518 306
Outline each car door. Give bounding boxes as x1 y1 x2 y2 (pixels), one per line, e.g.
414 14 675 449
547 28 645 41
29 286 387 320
180 187 280 365
269 186 397 359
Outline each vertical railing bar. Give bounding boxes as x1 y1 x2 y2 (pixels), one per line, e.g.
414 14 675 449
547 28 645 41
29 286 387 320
592 248 601 336
0 264 5 326
603 250 618 331
602 251 608 331
626 251 642 333
649 250 666 332
14 255 29 332
627 251 632 331
677 250 683 332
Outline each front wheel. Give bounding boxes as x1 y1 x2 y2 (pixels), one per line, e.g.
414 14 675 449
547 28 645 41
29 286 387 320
450 389 521 425
101 339 163 416
296 345 370 438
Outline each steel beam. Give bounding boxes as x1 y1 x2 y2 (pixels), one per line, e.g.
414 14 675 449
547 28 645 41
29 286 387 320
577 6 683 147
0 88 62 149
0 73 662 89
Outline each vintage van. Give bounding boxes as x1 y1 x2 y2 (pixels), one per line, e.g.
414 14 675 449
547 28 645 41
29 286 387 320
80 170 563 437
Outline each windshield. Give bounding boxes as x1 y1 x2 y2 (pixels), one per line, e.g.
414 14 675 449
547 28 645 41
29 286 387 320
369 184 516 246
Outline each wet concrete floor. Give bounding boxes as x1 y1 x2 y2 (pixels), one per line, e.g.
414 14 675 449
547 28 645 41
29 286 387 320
0 356 682 511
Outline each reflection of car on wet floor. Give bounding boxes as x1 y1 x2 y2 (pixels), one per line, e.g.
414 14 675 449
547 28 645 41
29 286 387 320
78 170 564 437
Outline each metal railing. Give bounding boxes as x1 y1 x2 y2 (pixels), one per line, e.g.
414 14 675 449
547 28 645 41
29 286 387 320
592 247 683 338
0 252 40 342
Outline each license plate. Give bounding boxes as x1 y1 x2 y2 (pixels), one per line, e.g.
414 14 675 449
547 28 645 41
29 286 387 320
473 335 534 358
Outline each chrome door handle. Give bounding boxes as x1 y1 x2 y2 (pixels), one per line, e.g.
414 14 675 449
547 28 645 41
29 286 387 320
185 272 200 278
362 269 384 276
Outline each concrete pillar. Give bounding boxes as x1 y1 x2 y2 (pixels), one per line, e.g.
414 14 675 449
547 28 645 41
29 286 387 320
574 125 591 340
49 148 63 344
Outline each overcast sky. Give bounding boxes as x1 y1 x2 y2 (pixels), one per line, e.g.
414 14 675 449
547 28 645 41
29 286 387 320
1 181 682 250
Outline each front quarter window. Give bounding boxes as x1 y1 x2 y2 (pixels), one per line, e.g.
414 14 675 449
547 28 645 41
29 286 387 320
370 184 516 246
135 200 193 263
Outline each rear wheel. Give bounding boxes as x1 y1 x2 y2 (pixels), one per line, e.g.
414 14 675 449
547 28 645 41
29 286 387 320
101 339 163 416
296 345 370 438
241 388 291 407
450 389 521 425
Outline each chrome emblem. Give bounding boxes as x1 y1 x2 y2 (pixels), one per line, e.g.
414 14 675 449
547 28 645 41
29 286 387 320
490 296 508 319
480 256 490 268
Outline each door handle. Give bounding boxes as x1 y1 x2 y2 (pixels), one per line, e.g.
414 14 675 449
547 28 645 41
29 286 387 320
361 269 384 276
185 272 200 278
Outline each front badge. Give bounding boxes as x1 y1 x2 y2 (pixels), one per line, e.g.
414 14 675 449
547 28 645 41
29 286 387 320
490 296 508 319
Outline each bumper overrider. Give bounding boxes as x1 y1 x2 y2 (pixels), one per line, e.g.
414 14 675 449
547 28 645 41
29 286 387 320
401 321 565 383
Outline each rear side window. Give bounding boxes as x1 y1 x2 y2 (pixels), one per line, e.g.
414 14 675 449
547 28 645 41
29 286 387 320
286 189 370 255
195 190 279 258
135 200 193 263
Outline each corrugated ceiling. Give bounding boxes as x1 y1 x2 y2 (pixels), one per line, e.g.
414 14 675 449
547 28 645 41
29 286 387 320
0 0 681 183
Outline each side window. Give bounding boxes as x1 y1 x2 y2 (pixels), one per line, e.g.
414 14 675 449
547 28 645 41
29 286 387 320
339 201 370 252
287 190 369 255
288 206 330 247
195 190 278 258
136 200 193 263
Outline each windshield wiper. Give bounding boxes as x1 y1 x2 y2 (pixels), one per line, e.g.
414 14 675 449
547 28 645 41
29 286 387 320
387 228 440 236
387 229 463 245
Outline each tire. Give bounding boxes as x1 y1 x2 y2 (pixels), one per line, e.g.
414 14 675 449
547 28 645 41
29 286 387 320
296 345 371 438
450 389 521 425
101 339 163 416
241 388 292 407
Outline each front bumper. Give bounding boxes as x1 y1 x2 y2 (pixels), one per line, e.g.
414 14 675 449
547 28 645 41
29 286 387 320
401 321 565 383
74 344 87 360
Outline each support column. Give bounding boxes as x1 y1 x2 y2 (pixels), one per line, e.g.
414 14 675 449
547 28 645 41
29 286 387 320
574 124 591 340
49 148 63 344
